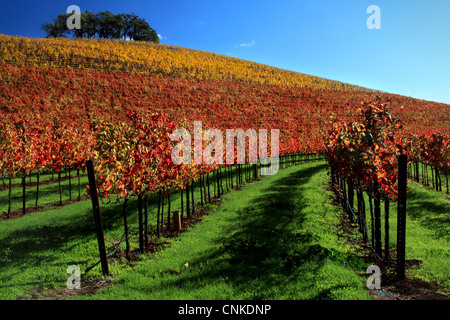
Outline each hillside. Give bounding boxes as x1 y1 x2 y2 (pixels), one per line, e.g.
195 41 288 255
0 35 449 302
1 34 449 155
0 34 373 91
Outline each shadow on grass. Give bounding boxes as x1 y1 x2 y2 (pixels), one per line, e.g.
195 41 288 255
0 175 212 294
149 162 364 299
406 187 450 241
0 198 133 289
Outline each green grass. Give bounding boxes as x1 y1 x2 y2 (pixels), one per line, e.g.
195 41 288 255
0 170 89 217
408 161 448 193
398 181 449 288
0 199 95 299
74 161 372 300
0 166 244 299
0 160 448 300
348 180 450 290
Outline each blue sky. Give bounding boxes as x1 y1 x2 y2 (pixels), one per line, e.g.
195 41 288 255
1 0 449 104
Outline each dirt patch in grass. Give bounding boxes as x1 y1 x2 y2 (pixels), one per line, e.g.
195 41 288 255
18 276 112 300
0 174 88 192
370 277 449 300
1 196 90 221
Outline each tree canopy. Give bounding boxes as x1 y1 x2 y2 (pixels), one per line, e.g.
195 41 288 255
41 10 160 43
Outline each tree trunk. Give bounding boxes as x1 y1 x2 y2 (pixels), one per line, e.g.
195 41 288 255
348 180 354 222
203 174 208 203
219 167 224 194
123 197 130 260
237 164 240 185
191 180 195 215
415 161 419 182
374 188 382 261
431 165 435 190
144 194 148 249
421 162 424 184
68 167 72 201
77 169 81 201
157 190 161 237
161 192 165 233
230 166 234 189
357 190 365 238
342 179 347 211
217 169 221 195
212 171 216 197
7 177 12 219
369 193 374 248
331 167 335 187
180 187 184 219
207 173 211 202
58 171 62 206
384 198 390 262
138 194 144 253
199 176 203 206
436 168 441 191
35 170 40 210
186 183 190 218
167 192 171 231
22 175 26 215
445 171 448 194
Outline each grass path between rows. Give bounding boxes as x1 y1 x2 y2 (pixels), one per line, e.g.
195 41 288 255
1 160 447 300
77 161 373 300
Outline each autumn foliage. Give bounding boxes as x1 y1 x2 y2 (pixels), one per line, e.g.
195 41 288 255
324 98 407 199
0 34 449 204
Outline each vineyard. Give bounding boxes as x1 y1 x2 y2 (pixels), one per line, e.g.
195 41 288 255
0 34 449 300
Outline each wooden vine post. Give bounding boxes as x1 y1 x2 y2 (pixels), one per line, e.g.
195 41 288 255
138 194 144 254
373 182 382 262
347 180 354 222
172 211 182 232
86 159 109 277
396 154 408 280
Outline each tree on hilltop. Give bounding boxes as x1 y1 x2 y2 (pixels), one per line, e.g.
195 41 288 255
41 10 159 43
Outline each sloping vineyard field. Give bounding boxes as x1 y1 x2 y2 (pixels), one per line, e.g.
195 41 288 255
0 35 449 300
1 36 449 155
